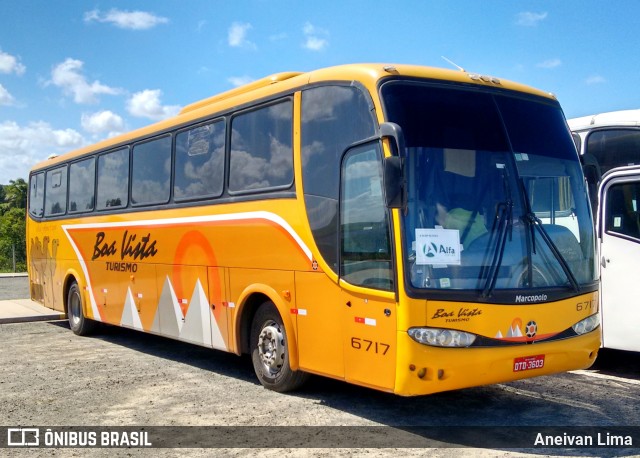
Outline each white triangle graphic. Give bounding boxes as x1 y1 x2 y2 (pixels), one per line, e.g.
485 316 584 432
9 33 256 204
210 308 227 351
507 326 523 338
179 279 228 351
151 276 183 338
121 288 143 330
180 279 211 347
495 330 503 339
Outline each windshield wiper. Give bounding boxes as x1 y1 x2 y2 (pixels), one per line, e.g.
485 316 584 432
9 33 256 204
519 178 580 293
523 212 581 293
481 198 513 298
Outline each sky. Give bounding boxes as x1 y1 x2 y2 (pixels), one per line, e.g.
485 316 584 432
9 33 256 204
1 0 640 184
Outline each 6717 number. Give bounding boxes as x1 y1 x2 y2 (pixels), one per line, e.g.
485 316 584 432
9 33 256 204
351 337 390 355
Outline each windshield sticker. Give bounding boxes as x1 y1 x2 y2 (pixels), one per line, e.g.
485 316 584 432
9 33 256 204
416 228 461 265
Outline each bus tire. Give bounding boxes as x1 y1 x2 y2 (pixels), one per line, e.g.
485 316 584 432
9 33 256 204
250 301 308 392
67 282 96 336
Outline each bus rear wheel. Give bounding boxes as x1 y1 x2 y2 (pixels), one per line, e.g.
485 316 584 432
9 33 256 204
67 282 96 336
250 302 308 392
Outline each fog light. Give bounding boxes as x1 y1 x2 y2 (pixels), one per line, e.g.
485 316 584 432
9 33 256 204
572 313 600 335
408 327 476 347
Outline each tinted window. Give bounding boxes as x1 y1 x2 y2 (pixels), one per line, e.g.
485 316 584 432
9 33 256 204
301 86 376 272
302 86 376 199
175 120 225 200
382 81 596 295
496 95 579 162
341 143 393 291
44 166 68 216
97 148 129 210
586 128 640 174
69 157 95 213
229 100 293 192
382 82 509 151
28 172 45 218
606 181 640 240
132 136 172 206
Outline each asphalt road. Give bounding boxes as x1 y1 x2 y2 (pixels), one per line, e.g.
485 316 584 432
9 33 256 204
1 276 639 457
0 275 29 300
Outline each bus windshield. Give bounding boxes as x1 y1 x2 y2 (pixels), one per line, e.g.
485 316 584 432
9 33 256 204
381 81 597 299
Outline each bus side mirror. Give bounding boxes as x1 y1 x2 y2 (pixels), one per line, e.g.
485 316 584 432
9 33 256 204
379 122 406 156
379 122 406 209
384 156 404 208
580 153 601 217
580 153 602 185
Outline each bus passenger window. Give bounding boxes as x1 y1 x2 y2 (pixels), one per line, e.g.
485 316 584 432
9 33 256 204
97 147 129 210
69 157 95 213
44 167 68 216
132 136 172 206
229 99 293 193
28 172 45 218
175 120 225 200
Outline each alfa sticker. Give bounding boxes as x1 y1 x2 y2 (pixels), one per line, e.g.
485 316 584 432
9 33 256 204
415 228 461 265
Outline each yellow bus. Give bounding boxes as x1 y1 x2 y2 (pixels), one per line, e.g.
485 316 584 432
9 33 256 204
27 64 600 395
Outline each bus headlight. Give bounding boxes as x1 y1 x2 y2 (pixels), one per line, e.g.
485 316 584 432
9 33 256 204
572 313 600 335
408 327 476 347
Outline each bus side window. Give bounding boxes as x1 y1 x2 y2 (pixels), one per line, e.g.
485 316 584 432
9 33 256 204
69 157 95 213
28 172 45 218
44 166 68 217
174 120 225 201
301 85 377 273
606 182 640 240
340 143 393 291
229 99 293 193
131 135 172 206
97 147 129 210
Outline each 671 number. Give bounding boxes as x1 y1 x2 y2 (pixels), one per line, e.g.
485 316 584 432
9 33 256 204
351 337 390 355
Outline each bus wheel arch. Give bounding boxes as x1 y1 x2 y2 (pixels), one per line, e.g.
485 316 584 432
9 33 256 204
62 272 79 316
63 272 96 336
238 292 267 355
248 300 309 392
235 284 298 364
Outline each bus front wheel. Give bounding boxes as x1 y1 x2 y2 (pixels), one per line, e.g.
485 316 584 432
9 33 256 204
67 282 96 336
250 302 308 392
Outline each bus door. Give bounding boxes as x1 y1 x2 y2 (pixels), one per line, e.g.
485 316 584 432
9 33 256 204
340 285 396 391
599 167 640 351
339 142 397 391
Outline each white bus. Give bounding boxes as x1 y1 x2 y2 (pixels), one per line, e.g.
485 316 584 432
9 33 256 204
570 109 640 173
569 110 640 352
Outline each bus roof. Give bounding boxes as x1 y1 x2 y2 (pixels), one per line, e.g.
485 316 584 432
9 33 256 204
568 109 640 132
31 63 557 172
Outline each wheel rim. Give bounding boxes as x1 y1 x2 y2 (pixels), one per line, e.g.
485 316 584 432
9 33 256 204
257 320 285 376
69 289 81 327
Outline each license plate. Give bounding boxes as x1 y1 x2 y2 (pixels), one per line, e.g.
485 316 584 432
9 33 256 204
513 354 545 372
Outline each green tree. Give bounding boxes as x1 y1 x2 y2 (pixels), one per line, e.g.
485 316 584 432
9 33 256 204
0 185 5 211
0 207 26 272
4 178 28 210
